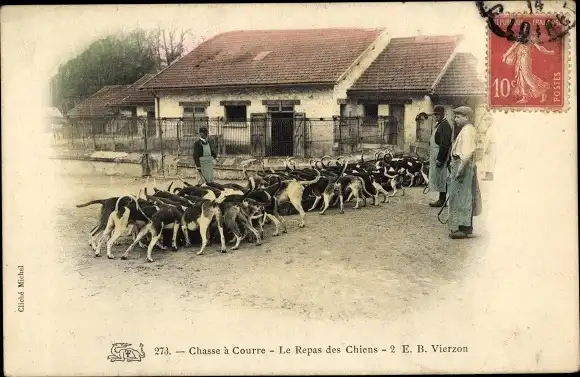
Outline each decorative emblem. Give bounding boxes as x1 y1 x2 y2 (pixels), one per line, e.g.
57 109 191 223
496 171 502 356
107 343 146 362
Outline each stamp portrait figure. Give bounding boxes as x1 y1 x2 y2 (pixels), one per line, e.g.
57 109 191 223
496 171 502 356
502 35 555 103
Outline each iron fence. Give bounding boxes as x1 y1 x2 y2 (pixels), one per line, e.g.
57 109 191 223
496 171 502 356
55 115 402 160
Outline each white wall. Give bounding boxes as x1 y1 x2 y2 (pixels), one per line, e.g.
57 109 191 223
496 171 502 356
156 87 339 119
403 95 433 151
136 106 147 117
155 87 339 152
378 104 389 116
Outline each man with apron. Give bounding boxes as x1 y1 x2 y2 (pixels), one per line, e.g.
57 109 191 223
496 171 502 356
428 105 453 207
193 127 218 183
447 106 482 239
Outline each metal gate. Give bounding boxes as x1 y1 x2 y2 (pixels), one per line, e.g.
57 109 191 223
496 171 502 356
250 113 267 156
292 112 308 157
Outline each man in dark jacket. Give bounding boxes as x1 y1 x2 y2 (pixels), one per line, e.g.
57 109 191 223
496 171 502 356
192 127 218 183
428 105 453 207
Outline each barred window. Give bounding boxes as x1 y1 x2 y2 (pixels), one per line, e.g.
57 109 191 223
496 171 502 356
224 105 247 123
363 104 378 126
183 106 207 118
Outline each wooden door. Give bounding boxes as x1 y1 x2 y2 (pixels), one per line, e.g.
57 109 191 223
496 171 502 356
293 112 306 157
389 104 405 149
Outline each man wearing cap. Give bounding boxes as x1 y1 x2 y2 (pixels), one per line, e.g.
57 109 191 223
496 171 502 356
447 106 481 239
428 105 453 207
192 127 218 183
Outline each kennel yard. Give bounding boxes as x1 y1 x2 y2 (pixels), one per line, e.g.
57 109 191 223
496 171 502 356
51 163 491 322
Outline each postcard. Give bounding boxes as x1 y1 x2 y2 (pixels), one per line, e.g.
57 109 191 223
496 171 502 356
2 2 578 375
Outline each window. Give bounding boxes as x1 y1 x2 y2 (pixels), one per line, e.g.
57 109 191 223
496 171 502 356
339 104 349 126
183 106 207 118
224 105 247 123
267 104 295 113
364 104 378 117
363 104 378 126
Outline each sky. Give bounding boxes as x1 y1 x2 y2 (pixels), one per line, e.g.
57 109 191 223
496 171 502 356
4 3 491 85
1 2 574 115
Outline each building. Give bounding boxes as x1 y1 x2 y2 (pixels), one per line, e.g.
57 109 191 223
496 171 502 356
140 28 390 156
67 85 128 118
45 106 66 139
106 73 157 136
107 73 156 119
65 29 486 157
346 35 486 152
67 74 156 135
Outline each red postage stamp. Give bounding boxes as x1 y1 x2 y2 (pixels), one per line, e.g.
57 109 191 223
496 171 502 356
488 14 566 110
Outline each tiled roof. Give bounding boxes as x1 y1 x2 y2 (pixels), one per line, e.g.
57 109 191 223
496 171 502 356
141 28 384 89
433 53 485 97
104 85 131 107
109 74 156 106
67 85 128 117
349 35 459 92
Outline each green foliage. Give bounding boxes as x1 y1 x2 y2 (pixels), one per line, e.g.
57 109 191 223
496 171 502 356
50 29 161 114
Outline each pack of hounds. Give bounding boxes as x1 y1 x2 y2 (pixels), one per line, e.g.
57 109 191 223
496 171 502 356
77 150 430 262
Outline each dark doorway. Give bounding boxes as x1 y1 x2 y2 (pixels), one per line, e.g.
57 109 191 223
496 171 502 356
270 112 294 156
146 110 156 137
389 104 405 148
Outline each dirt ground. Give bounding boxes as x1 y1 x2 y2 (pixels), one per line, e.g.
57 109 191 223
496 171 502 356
53 167 490 322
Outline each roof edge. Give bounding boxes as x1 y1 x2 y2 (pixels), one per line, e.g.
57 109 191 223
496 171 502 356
347 89 431 94
335 28 388 84
140 81 337 91
429 35 462 92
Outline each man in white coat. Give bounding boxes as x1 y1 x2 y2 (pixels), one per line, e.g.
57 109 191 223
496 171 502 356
447 106 482 239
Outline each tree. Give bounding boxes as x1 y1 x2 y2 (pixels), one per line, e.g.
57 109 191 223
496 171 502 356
50 27 195 114
150 26 193 68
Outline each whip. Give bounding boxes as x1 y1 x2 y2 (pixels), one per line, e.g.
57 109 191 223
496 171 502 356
437 194 451 224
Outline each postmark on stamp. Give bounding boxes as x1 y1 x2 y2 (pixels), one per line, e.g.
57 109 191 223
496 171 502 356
477 1 575 111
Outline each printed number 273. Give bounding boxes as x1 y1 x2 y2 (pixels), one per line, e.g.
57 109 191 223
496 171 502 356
155 347 170 355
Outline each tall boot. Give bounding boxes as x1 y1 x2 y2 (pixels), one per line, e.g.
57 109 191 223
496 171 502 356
429 192 446 207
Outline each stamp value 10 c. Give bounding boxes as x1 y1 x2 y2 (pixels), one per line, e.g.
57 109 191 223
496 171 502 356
488 14 566 111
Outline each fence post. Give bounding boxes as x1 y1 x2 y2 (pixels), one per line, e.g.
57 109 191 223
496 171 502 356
142 119 150 177
158 118 165 177
91 120 97 150
110 116 116 152
339 117 343 154
176 119 181 159
352 117 358 154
